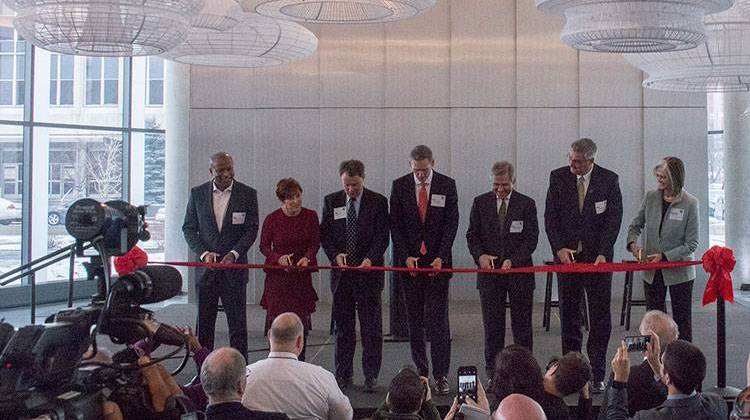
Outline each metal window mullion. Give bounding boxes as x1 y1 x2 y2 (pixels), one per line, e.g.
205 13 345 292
121 57 132 201
20 43 34 286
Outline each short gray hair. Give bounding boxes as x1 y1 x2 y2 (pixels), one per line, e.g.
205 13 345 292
491 161 515 182
410 145 433 162
571 138 597 161
200 347 246 399
640 310 679 348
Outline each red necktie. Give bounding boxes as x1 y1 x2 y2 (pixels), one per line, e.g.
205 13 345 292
418 183 428 255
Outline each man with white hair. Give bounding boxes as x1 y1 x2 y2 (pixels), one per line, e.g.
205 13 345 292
242 312 353 420
493 394 547 420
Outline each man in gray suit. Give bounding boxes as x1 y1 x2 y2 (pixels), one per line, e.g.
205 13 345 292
607 339 726 419
183 152 259 360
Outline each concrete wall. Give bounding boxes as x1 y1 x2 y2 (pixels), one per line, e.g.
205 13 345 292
181 0 710 304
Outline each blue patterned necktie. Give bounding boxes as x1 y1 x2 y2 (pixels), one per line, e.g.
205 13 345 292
346 197 358 256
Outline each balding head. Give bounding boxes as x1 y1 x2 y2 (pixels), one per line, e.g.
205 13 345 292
269 312 304 355
200 347 246 403
492 394 547 420
640 310 679 351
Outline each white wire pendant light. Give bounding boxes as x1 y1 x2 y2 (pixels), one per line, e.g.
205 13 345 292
246 0 435 24
536 0 734 53
161 12 318 67
192 0 244 31
4 0 205 56
625 1 750 91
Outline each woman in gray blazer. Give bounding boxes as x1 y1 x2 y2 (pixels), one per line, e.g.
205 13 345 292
627 157 699 342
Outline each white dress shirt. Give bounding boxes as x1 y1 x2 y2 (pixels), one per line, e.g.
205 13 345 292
242 352 353 420
199 180 239 261
413 170 434 202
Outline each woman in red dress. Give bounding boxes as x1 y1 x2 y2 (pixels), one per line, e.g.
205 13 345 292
259 177 320 360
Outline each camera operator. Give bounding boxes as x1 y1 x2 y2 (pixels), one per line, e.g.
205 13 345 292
371 367 441 420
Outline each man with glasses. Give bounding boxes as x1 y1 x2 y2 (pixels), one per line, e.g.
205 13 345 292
544 138 623 393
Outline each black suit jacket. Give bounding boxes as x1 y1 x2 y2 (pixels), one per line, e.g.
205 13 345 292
205 401 289 420
598 360 667 419
182 180 259 284
320 188 390 293
466 190 539 290
389 171 459 277
544 165 623 262
606 389 726 420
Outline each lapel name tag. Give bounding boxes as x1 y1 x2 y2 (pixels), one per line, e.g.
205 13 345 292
232 212 246 224
669 208 685 221
333 207 347 220
510 220 524 233
595 200 607 214
431 194 446 208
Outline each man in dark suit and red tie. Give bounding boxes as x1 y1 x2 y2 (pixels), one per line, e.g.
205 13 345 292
320 160 390 392
466 161 538 380
182 152 259 361
544 138 623 393
389 145 459 395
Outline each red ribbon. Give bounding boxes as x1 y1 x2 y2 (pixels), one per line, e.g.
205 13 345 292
113 246 149 276
701 245 735 305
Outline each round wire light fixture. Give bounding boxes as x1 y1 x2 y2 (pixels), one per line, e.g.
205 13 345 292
247 0 436 23
4 0 204 56
625 3 750 91
536 0 734 53
161 12 318 67
192 0 243 31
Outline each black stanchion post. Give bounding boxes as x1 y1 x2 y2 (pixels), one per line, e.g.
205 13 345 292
710 295 741 400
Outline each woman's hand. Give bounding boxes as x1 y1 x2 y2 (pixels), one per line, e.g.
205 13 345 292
296 257 310 268
278 254 293 266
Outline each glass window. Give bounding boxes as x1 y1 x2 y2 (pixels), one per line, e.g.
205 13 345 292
147 57 164 106
49 54 74 106
0 28 25 107
0 127 23 278
707 93 725 247
85 57 119 106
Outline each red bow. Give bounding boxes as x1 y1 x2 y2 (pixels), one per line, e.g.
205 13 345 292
702 245 735 305
113 246 149 276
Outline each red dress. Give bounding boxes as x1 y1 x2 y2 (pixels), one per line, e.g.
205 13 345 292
259 207 320 325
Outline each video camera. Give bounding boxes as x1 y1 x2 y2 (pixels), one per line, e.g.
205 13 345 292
0 199 194 420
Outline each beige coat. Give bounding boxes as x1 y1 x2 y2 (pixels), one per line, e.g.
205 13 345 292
626 189 699 286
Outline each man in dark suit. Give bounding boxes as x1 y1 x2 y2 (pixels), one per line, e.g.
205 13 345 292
201 347 288 420
608 339 726 420
182 152 259 360
544 138 623 392
466 161 538 379
320 159 390 392
390 145 459 395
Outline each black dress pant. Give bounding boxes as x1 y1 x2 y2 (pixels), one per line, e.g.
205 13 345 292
402 273 451 378
558 272 612 382
479 276 534 377
196 269 248 360
644 270 693 342
332 273 383 381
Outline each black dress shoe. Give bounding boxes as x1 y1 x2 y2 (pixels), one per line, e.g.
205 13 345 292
336 377 353 390
364 377 377 393
434 376 450 396
590 381 606 394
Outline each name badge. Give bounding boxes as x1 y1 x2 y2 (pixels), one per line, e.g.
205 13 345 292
431 194 446 208
510 220 524 233
232 212 246 224
333 207 347 220
595 200 607 214
669 208 685 221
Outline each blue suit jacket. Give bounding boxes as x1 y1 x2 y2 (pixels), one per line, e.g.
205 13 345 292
606 388 727 420
182 180 259 284
319 188 390 293
544 164 623 263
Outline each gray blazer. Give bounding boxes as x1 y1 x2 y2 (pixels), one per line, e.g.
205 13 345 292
606 387 727 420
626 189 699 286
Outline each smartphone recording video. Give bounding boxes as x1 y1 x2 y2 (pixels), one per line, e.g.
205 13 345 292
457 365 478 403
625 335 651 352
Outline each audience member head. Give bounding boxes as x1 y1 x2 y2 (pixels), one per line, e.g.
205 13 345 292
200 347 246 404
339 160 365 199
544 352 592 397
492 394 547 420
639 310 679 354
661 340 705 395
731 386 750 420
654 156 685 197
568 138 596 175
386 367 426 414
209 152 234 191
269 312 304 356
492 345 544 402
409 145 434 184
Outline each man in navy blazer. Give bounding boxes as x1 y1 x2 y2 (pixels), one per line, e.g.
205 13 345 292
320 160 390 392
544 138 622 392
182 152 259 360
466 161 538 378
389 145 459 395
